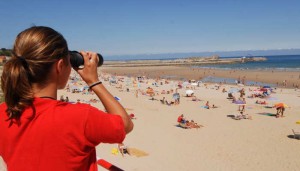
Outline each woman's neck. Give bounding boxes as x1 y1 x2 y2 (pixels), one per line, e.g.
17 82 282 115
32 82 57 99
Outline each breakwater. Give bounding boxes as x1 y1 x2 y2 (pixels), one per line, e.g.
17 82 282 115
103 56 267 67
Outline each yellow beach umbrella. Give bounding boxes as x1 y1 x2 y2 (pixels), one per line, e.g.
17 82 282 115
274 103 288 108
296 120 300 124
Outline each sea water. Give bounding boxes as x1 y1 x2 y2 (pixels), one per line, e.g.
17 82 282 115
192 55 300 86
193 55 300 71
108 54 300 86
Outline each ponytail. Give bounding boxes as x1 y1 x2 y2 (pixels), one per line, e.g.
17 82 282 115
1 56 34 125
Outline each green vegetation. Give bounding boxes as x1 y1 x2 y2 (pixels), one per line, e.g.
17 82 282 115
0 48 12 56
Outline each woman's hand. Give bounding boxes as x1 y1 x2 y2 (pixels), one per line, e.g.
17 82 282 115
74 51 99 85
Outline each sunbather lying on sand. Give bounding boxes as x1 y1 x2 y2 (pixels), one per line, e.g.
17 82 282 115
212 104 219 108
186 120 204 129
177 115 204 129
234 111 252 120
256 100 267 105
192 96 201 101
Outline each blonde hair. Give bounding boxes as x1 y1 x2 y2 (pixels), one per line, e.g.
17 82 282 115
1 26 69 125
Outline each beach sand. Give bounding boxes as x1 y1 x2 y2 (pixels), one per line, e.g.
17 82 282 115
1 67 300 171
101 66 300 88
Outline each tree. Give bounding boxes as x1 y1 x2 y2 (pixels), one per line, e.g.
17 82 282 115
0 48 12 56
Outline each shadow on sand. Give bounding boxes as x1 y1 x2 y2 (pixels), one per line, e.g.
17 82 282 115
256 112 277 117
287 135 300 140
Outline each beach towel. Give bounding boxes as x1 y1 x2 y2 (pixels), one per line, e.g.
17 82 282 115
127 148 149 157
111 148 119 155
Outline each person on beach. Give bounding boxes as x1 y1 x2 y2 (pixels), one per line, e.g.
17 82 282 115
276 106 285 118
118 143 131 157
177 114 186 124
186 120 204 129
234 111 252 120
60 95 65 101
65 96 69 102
238 98 246 112
173 90 180 105
205 101 210 109
0 26 134 171
192 96 201 101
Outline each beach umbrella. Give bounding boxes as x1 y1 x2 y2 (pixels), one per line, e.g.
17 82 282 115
274 103 288 108
296 120 300 124
185 90 194 95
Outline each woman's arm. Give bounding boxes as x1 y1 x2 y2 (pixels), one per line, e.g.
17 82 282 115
90 83 134 133
74 51 133 134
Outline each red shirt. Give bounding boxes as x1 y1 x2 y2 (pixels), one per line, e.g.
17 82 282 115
177 116 183 123
0 98 125 171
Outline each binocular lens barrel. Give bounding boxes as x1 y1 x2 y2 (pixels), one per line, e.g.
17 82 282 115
69 51 104 68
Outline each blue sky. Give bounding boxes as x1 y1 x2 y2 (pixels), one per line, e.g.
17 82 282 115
1 0 300 57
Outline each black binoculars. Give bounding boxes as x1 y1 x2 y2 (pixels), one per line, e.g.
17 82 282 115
69 51 104 68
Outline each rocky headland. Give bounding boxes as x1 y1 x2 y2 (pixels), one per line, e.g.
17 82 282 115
103 55 267 67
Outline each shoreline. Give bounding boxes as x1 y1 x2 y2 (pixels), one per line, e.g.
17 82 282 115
101 65 300 89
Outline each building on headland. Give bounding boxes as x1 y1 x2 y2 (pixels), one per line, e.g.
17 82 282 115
241 56 266 63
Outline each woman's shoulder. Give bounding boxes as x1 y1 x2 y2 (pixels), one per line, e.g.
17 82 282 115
56 101 96 114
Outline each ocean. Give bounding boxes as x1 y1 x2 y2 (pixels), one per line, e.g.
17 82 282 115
107 54 300 86
192 55 300 86
193 55 300 71
160 54 300 86
107 54 300 71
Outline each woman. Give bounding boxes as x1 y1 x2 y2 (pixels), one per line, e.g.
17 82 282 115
0 26 133 171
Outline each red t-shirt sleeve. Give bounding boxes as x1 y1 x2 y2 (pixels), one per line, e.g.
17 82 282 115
84 107 126 146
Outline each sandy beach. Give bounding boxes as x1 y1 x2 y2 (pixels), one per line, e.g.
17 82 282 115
101 66 300 88
1 66 300 171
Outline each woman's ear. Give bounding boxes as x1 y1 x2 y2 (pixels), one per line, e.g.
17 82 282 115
56 59 64 74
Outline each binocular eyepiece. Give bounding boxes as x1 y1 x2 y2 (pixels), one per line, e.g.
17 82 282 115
69 51 104 68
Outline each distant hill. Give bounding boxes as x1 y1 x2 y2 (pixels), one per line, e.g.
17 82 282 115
105 48 300 61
